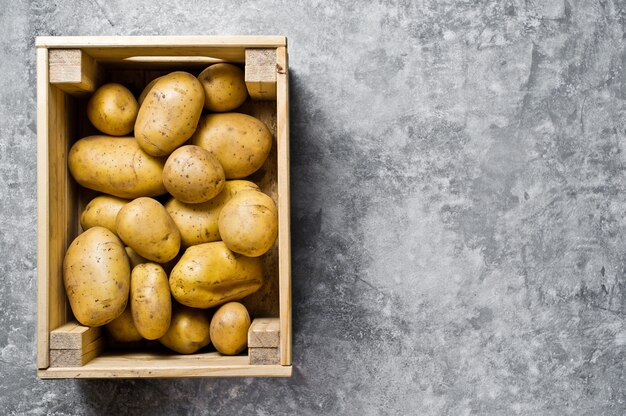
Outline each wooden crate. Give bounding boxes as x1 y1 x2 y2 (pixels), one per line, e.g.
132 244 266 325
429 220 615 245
36 36 291 378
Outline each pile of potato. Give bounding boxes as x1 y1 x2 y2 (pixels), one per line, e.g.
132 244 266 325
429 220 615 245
62 63 277 355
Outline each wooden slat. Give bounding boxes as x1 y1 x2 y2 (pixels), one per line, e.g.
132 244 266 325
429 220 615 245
248 318 280 348
50 321 102 350
276 46 292 366
245 49 277 100
36 47 50 370
49 49 103 95
249 347 281 365
49 336 105 367
38 351 292 378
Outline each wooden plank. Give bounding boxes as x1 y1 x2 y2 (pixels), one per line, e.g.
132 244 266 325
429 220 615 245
38 352 292 378
276 46 292 366
49 49 103 95
245 49 277 100
36 35 287 48
249 347 281 365
248 318 280 348
50 321 102 350
36 47 50 370
49 336 105 367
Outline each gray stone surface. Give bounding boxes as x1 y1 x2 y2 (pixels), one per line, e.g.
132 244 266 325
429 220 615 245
1 0 625 414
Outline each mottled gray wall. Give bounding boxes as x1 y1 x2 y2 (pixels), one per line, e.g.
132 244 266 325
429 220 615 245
1 0 625 414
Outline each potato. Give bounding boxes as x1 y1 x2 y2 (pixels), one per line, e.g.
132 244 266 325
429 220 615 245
135 71 204 156
116 197 181 263
209 302 250 355
191 113 272 179
163 145 225 204
81 195 129 234
87 83 139 136
165 180 260 247
197 63 248 112
218 190 278 257
63 227 130 326
138 76 162 106
169 241 263 308
106 304 143 342
125 246 149 269
130 263 171 340
158 304 212 354
68 136 167 199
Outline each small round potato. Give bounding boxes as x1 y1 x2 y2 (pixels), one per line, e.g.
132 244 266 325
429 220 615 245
68 136 167 199
163 145 225 204
209 302 251 355
218 191 278 257
135 71 204 157
63 227 130 327
116 197 181 263
81 195 129 234
138 76 162 106
106 304 143 343
87 83 139 136
191 113 272 179
131 263 171 340
158 304 212 354
198 63 248 112
165 180 260 247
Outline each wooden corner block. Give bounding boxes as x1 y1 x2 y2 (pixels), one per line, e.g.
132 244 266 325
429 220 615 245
245 49 277 101
248 317 280 348
50 321 102 350
49 336 105 367
49 49 103 95
249 347 280 365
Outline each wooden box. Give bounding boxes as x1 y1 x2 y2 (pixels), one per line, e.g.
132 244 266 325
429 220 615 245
36 36 291 378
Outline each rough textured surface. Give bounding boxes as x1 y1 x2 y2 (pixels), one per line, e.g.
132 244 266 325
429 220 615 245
1 0 625 414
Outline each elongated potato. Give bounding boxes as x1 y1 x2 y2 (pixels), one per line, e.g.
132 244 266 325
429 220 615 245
68 136 167 199
163 145 225 204
169 242 263 309
81 195 129 234
63 227 130 327
165 180 259 247
131 263 171 340
116 197 181 263
198 63 248 112
135 71 204 156
106 304 143 342
210 302 251 355
158 304 212 354
190 113 272 179
87 83 139 136
218 190 278 257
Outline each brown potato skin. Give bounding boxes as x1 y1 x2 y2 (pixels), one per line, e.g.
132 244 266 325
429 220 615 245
135 71 204 156
63 227 130 327
218 191 278 257
163 145 225 204
209 302 251 355
190 113 272 179
131 263 171 340
87 83 139 136
68 136 167 199
80 195 129 235
198 63 248 112
165 180 260 247
105 304 143 342
169 241 263 309
158 304 212 354
116 197 181 263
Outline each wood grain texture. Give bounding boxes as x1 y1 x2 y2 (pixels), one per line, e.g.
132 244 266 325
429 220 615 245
50 321 102 350
276 46 292 366
248 318 280 348
245 49 277 100
249 347 281 365
49 336 105 367
49 49 102 95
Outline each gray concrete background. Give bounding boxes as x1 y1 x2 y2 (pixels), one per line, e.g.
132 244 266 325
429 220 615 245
1 0 625 414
